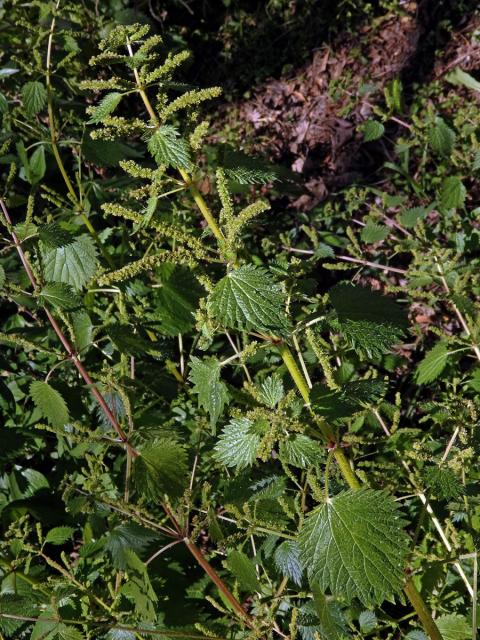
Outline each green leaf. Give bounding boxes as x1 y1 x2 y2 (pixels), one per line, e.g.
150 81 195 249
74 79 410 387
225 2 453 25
226 549 261 592
415 342 449 384
153 264 204 335
311 379 386 419
398 206 427 228
274 540 303 586
338 319 404 359
214 417 261 469
298 488 409 605
472 150 480 172
359 610 377 633
311 585 350 639
43 234 98 290
429 117 456 156
258 374 284 408
446 67 480 92
188 356 229 430
133 438 188 500
360 221 389 243
21 81 47 117
207 265 291 336
147 125 191 169
329 282 407 328
82 135 142 167
88 91 123 123
29 145 46 184
222 148 281 185
39 222 74 248
30 380 70 429
106 523 158 569
361 119 385 142
0 92 8 114
38 282 82 310
439 176 466 211
436 614 471 640
45 526 75 545
424 466 462 499
279 435 321 468
72 311 93 352
0 264 5 290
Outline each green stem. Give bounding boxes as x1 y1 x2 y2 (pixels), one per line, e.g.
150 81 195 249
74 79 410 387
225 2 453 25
404 578 443 640
280 342 443 640
178 168 225 245
278 342 310 404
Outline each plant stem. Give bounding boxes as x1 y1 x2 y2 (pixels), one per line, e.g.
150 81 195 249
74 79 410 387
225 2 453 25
125 40 225 248
278 342 310 404
46 2 114 268
281 342 443 640
0 198 137 458
183 537 254 628
404 579 442 640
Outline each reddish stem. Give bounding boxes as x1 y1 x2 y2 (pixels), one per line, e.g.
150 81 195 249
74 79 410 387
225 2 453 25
0 198 137 457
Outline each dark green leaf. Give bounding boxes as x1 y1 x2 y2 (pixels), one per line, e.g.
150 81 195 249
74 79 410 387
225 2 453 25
429 117 455 156
189 356 229 430
361 119 385 142
207 265 291 336
21 81 47 117
147 125 191 169
45 526 75 545
298 488 409 605
133 438 188 500
226 549 261 592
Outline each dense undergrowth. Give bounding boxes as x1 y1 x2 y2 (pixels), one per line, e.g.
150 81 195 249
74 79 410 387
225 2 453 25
0 1 479 639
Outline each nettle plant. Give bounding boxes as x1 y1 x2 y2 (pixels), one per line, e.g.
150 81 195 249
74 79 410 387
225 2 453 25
0 15 474 640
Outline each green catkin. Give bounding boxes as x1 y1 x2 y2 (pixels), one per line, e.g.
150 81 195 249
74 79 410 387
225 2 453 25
227 200 270 243
305 328 339 390
101 203 211 260
144 50 191 84
97 248 197 285
190 120 210 151
216 168 234 226
159 87 222 120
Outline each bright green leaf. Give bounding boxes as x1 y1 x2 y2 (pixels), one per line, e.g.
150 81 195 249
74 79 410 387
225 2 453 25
298 488 409 605
415 342 449 384
214 417 260 469
361 221 389 244
362 119 385 142
88 91 122 124
279 435 321 468
359 610 377 633
189 356 229 430
133 438 188 500
207 265 291 336
45 526 75 545
43 234 98 290
440 176 466 211
147 125 191 169
446 67 480 92
429 117 455 156
436 614 471 640
38 282 82 310
21 81 47 117
30 380 70 429
274 540 303 586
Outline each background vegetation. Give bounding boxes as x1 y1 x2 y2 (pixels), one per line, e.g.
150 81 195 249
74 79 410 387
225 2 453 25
0 1 479 639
